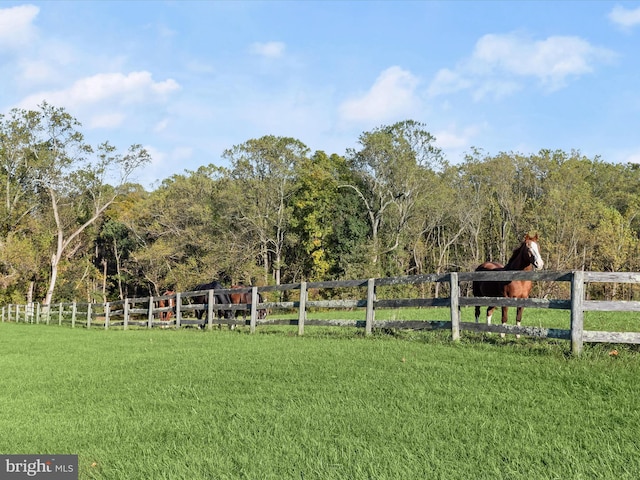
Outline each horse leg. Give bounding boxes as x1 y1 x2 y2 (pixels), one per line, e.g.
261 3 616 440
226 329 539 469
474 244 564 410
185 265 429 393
475 306 480 323
515 306 524 339
500 306 508 338
486 306 495 326
486 306 494 325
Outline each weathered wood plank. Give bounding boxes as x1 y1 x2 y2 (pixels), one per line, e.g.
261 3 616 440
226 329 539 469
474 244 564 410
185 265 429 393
375 274 451 286
373 320 450 331
257 318 366 328
582 331 640 344
584 272 640 283
458 271 573 282
376 298 450 308
460 322 571 339
307 279 369 289
306 299 365 309
459 297 571 309
252 283 300 293
583 300 640 312
301 298 450 310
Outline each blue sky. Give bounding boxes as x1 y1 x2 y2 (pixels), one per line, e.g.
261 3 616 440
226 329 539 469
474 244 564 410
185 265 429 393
1 1 640 188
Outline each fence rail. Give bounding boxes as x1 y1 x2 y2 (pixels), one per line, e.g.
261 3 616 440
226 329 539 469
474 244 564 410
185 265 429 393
3 271 640 355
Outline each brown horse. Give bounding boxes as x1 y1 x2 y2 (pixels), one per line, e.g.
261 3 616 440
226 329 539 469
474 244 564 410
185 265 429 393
230 285 267 320
473 234 544 335
158 290 175 322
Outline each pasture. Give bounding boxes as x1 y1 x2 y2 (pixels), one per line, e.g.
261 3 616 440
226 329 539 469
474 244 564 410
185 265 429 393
1 315 639 480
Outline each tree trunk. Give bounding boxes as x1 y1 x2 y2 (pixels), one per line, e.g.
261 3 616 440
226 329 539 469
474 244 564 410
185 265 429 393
102 259 108 303
44 253 60 305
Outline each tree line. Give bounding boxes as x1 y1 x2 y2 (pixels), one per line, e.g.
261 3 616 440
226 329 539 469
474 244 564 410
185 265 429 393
1 104 639 305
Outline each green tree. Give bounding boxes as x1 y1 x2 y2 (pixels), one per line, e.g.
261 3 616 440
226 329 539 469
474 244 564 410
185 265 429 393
345 120 443 274
224 136 309 285
287 151 346 281
124 165 232 294
20 103 150 304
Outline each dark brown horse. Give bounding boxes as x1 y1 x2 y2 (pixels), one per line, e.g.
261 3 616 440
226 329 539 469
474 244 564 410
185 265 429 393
230 285 267 320
191 280 234 328
473 234 544 335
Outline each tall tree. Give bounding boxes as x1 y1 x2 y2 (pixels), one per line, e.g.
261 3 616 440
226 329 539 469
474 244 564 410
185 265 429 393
23 103 150 305
224 136 309 285
124 165 232 294
287 151 346 280
345 120 443 274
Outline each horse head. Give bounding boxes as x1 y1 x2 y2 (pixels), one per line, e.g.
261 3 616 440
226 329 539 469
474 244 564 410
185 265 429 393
524 234 544 271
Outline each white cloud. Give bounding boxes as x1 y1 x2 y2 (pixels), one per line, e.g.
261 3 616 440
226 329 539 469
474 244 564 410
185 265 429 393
249 41 286 58
154 118 170 133
89 112 125 129
339 66 420 123
0 4 39 50
472 34 613 89
472 79 521 101
428 68 472 97
434 124 482 151
17 71 180 110
609 5 640 29
17 59 56 84
429 32 616 99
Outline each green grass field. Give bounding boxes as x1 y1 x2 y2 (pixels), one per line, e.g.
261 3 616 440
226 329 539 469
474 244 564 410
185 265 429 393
1 309 639 479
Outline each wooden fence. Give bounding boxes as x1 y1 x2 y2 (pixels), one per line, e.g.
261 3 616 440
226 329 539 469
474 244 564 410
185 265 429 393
3 271 640 355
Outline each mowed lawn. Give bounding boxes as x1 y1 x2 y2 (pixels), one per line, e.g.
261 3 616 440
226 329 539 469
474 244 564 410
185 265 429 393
1 319 639 479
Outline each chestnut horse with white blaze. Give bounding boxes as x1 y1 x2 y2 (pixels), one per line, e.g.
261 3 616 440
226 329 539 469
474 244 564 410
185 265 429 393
472 234 544 334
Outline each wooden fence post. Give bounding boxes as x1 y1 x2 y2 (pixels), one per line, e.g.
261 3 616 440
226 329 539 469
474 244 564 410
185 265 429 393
101 303 107 330
250 286 259 331
148 296 154 329
84 303 92 329
123 299 130 330
207 290 214 330
71 302 77 328
36 303 41 324
570 270 585 356
58 304 63 326
365 278 375 335
298 282 307 336
175 293 182 328
249 289 257 334
450 272 460 341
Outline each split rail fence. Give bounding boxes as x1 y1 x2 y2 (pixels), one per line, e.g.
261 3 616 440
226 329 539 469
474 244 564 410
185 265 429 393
3 271 640 355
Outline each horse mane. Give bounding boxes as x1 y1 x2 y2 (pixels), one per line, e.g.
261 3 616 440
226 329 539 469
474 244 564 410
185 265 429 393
504 234 537 270
504 242 525 267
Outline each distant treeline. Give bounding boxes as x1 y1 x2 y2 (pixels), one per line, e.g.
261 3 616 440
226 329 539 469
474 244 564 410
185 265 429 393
1 106 639 304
